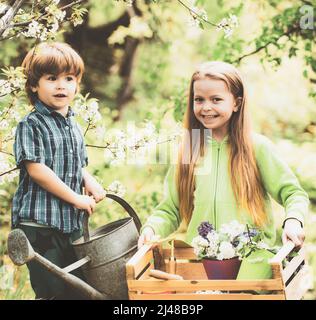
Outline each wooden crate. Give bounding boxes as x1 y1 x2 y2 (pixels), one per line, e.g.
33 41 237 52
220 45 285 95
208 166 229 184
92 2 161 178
126 241 310 300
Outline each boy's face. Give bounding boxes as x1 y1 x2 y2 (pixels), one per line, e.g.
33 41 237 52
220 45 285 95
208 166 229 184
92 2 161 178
32 73 79 115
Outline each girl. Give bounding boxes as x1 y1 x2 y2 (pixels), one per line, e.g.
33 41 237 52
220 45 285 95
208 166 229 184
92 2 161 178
138 61 309 279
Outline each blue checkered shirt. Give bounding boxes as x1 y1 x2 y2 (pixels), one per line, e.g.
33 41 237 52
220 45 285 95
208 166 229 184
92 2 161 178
12 99 88 233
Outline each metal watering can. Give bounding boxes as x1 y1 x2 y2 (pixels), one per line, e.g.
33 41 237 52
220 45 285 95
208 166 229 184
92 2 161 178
7 193 142 300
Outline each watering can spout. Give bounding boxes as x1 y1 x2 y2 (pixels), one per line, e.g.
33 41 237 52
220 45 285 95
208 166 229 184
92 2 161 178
7 229 110 300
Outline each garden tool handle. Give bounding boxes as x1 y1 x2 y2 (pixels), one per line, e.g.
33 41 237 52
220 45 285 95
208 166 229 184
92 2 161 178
149 269 183 280
105 193 142 232
82 193 142 242
83 211 90 242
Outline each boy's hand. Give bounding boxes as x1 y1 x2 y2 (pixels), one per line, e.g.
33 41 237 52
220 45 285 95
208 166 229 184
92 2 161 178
282 218 305 249
73 195 96 215
83 170 106 203
84 180 107 203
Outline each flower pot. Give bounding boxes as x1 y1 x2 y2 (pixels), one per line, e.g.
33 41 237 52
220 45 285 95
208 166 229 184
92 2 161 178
202 256 241 280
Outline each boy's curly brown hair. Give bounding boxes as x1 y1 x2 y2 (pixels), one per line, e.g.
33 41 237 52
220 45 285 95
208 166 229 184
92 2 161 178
22 42 84 105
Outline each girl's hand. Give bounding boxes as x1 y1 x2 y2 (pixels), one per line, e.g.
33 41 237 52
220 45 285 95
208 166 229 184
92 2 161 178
138 227 156 249
282 218 305 249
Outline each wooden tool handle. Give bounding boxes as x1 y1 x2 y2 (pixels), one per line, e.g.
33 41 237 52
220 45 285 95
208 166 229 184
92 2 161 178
149 269 183 280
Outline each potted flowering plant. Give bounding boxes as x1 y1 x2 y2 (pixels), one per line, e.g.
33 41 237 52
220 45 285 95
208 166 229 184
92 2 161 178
191 220 270 279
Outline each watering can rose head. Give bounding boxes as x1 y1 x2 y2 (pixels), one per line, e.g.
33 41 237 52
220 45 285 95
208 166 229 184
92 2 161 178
192 220 269 260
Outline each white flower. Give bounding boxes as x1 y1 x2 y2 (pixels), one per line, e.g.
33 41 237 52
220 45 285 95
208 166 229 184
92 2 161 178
206 231 219 247
88 100 99 113
216 14 239 38
206 246 218 258
95 126 106 141
193 246 203 257
110 148 126 166
23 21 41 38
50 20 59 33
228 14 238 28
219 220 245 241
116 130 126 140
0 120 9 130
192 236 209 248
107 180 126 197
10 77 25 90
55 10 66 21
0 80 11 95
39 27 48 41
217 241 236 260
257 241 270 250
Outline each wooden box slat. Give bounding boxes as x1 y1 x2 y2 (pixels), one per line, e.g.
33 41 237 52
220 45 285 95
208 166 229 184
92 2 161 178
130 293 286 300
285 265 311 300
282 247 305 283
128 278 284 291
126 244 153 280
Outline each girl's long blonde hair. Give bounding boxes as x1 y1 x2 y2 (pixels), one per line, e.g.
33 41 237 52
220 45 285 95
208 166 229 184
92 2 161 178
176 61 267 227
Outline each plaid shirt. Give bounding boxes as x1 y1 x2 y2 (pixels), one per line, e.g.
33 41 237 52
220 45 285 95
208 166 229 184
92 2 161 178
12 99 88 233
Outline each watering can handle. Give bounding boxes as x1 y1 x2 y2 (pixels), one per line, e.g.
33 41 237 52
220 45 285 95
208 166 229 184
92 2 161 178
82 193 142 242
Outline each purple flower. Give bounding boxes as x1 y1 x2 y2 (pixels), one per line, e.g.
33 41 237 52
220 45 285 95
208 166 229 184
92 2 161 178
244 228 259 238
198 221 214 239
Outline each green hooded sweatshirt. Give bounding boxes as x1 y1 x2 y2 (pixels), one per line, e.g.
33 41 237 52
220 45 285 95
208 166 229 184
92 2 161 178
142 133 309 248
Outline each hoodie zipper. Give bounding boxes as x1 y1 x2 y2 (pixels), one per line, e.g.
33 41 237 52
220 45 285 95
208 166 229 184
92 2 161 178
213 145 220 230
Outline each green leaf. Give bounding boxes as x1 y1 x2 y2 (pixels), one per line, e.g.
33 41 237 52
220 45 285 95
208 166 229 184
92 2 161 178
303 70 308 78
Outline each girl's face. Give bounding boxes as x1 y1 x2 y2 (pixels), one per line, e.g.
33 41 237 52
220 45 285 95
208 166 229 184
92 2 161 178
193 78 239 140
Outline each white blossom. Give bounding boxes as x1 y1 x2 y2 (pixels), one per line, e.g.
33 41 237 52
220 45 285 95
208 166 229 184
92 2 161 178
95 126 106 141
0 80 11 96
107 180 126 198
257 241 270 250
0 120 9 130
192 235 209 248
206 231 219 247
217 241 236 260
216 14 239 38
0 154 18 185
50 20 59 33
39 27 49 41
22 21 41 38
55 10 66 22
10 77 25 90
219 220 245 241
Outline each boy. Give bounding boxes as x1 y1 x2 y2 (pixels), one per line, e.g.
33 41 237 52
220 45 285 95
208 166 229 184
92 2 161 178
12 42 106 299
